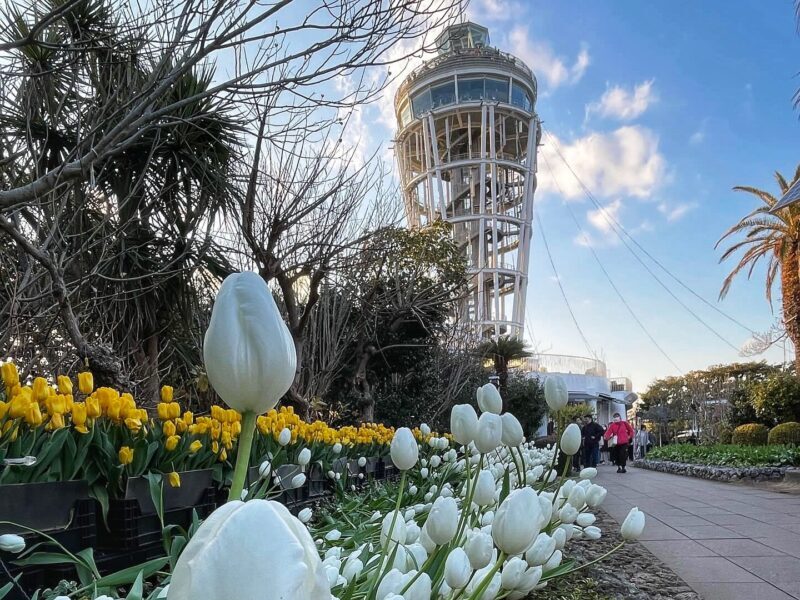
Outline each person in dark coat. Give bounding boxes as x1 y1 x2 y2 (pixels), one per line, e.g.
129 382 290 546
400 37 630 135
581 414 604 468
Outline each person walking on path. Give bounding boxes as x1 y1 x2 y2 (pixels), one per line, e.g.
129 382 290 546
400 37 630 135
604 413 635 473
581 414 604 468
634 423 652 459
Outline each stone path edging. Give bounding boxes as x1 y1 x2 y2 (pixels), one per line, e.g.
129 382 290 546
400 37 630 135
634 458 786 482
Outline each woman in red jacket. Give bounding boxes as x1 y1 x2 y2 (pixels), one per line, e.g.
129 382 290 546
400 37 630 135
604 413 635 473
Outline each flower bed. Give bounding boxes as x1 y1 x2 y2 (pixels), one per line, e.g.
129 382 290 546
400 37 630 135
634 458 788 482
645 443 800 468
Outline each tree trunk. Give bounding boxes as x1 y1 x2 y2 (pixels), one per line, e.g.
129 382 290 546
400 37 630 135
782 246 800 376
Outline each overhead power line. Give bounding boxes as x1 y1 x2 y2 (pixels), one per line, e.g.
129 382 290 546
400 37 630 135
534 209 597 359
543 128 757 337
540 151 684 373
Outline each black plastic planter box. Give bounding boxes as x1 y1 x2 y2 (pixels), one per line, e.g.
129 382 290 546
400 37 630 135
97 469 215 556
307 465 327 497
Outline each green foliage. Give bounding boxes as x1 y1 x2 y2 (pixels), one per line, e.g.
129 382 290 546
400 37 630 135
647 443 800 467
731 423 769 446
504 374 547 437
554 403 594 428
531 576 609 600
768 422 800 445
718 425 733 444
750 372 800 425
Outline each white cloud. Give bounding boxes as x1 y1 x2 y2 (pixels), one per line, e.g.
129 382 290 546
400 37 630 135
467 0 524 21
587 199 623 234
508 26 590 89
538 126 666 200
586 80 657 121
689 119 708 145
658 202 696 222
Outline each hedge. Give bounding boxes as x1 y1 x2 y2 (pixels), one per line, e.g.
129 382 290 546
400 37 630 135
768 422 800 446
731 423 769 446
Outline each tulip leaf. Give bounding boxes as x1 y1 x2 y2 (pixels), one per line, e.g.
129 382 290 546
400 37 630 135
94 557 169 586
500 468 511 504
125 571 144 600
144 472 165 527
90 483 110 527
12 551 77 566
0 578 18 599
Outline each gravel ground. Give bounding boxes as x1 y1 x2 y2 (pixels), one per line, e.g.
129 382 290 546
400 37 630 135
531 511 701 600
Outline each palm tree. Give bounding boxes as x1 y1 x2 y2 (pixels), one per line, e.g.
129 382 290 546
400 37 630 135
477 335 533 410
717 164 800 374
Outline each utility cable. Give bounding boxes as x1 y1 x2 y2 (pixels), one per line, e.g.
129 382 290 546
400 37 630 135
543 128 757 336
534 208 597 359
540 152 684 373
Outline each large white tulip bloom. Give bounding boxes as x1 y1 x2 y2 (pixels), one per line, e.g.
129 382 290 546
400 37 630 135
525 532 556 566
464 529 493 569
621 507 646 540
501 413 524 447
473 469 497 507
168 500 329 600
475 412 503 454
0 534 25 553
544 376 568 412
476 383 503 414
425 496 459 545
560 424 582 456
492 487 541 555
390 427 419 471
450 404 480 445
203 272 296 414
444 548 472 589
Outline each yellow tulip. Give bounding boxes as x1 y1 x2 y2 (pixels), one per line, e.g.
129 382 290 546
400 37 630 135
1 362 19 388
212 440 219 454
72 402 87 427
176 419 187 434
218 448 227 462
168 402 181 420
157 402 170 421
106 397 122 421
32 377 49 404
0 401 8 419
168 471 181 488
118 446 134 465
120 393 137 418
46 394 67 415
25 403 42 427
189 440 203 454
86 396 101 419
163 421 177 437
48 412 65 430
161 385 174 403
183 411 194 426
125 418 143 434
165 435 180 451
57 375 73 395
78 372 94 395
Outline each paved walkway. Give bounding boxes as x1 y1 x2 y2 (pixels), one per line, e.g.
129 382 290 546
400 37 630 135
595 465 800 600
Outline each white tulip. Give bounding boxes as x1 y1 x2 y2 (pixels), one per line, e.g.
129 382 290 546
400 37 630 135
492 487 541 555
203 272 296 414
403 570 432 600
552 527 567 550
473 469 496 507
278 428 292 446
464 530 493 569
381 511 407 549
543 549 562 572
576 513 596 527
390 428 419 471
560 424 582 456
342 557 363 582
444 547 472 589
450 404 480 445
558 504 578 524
420 423 431 436
405 522 420 544
0 534 25 554
258 460 271 479
477 383 503 414
544 376 568 412
621 507 646 540
537 496 553 529
420 468 429 479
409 485 418 495
579 467 597 480
481 510 494 526
325 529 341 541
425 496 458 545
475 412 503 454
430 455 441 468
358 456 367 468
500 556 527 589
168 500 329 600
298 448 311 466
583 526 602 540
298 508 313 523
525 533 556 566
332 443 342 454
585 484 608 508
418 523 437 553
291 473 306 489
517 566 543 593
567 486 586 509
500 413 524 447
377 569 404 600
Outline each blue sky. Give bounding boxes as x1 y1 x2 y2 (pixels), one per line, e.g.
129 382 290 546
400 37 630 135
345 0 799 391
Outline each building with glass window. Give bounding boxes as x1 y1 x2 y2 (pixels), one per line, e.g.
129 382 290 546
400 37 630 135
394 22 539 338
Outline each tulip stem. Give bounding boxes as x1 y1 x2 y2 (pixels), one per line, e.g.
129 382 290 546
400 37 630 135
228 411 257 502
543 542 625 580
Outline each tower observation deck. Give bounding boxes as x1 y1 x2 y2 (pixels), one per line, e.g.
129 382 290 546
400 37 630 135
394 22 540 338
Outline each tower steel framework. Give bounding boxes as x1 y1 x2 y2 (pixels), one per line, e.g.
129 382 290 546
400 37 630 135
394 23 540 338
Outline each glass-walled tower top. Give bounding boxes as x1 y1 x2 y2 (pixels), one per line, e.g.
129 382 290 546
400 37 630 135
435 22 490 54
